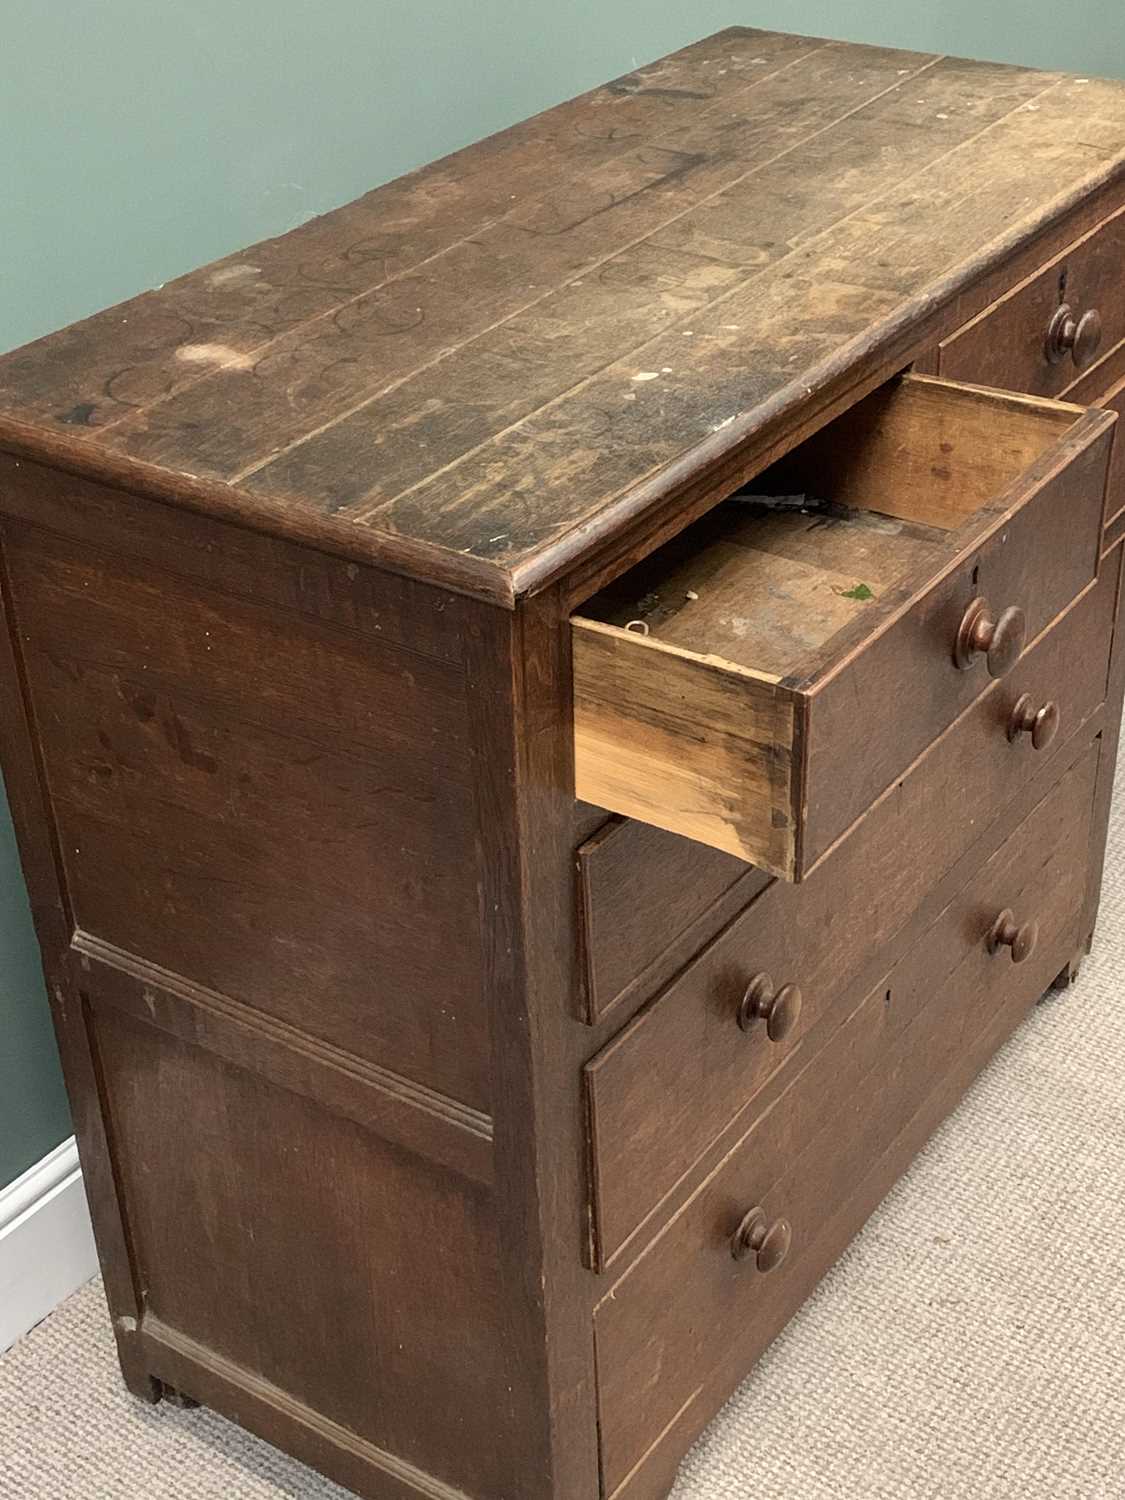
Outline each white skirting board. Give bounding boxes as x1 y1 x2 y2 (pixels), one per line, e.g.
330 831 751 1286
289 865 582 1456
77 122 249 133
0 1137 98 1353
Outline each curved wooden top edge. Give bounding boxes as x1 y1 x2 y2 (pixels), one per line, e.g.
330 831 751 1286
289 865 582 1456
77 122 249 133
0 417 518 607
2 63 1123 611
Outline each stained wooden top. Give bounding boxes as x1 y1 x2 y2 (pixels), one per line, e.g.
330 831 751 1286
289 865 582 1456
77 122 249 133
3 27 1125 604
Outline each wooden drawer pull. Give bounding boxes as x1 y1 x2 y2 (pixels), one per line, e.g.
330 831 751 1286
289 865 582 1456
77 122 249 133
737 973 803 1042
954 597 1026 677
731 1207 792 1271
1045 303 1103 369
986 908 1039 964
1007 693 1060 750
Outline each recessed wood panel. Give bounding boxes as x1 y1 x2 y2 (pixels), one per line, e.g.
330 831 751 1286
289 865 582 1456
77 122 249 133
93 1004 515 1498
6 524 489 1110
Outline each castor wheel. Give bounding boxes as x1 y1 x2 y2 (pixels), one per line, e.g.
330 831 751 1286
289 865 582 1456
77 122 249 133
160 1383 201 1410
1048 934 1094 996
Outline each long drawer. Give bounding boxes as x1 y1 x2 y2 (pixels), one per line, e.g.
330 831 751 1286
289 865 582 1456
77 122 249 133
584 571 1116 1269
593 740 1100 1500
573 373 1113 878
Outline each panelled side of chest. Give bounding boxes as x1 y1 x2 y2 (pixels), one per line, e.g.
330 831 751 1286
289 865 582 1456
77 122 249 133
0 452 588 1500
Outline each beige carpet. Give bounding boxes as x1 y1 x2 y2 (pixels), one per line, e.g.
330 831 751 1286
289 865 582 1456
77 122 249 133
3 762 1125 1499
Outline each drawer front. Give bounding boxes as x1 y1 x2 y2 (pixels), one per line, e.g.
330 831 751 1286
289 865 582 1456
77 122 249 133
585 572 1115 1269
574 376 1114 879
801 410 1109 865
1065 344 1125 545
939 205 1125 399
577 818 768 1026
594 742 1099 1500
948 281 1125 552
1103 374 1125 531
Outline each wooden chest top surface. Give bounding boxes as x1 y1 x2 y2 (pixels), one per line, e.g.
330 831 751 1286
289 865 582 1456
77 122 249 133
2 27 1125 602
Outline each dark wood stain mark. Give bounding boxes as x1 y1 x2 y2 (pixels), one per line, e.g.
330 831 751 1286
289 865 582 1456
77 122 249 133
58 402 97 425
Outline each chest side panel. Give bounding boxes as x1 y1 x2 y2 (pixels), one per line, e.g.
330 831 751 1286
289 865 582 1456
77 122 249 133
0 462 530 1498
3 509 486 1108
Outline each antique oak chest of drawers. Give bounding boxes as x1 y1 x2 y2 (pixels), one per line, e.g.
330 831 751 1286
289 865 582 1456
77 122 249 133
2 27 1124 1500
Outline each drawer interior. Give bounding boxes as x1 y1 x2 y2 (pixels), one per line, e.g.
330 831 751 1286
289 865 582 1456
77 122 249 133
573 373 1112 877
578 376 1081 685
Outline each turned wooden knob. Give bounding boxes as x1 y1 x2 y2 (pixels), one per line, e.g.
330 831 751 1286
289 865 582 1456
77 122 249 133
737 973 803 1041
954 597 1026 677
1007 693 1060 750
987 908 1039 964
731 1206 792 1271
1045 303 1103 369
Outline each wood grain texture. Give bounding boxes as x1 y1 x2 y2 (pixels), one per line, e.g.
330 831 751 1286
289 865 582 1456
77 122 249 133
595 742 1098 1499
939 204 1125 398
763 373 1082 532
92 1003 516 1498
2 33 1125 599
574 377 1111 875
583 500 947 679
139 1316 476 1500
0 462 617 1496
1091 378 1125 530
0 531 157 1399
572 616 800 873
3 521 490 1109
1062 347 1125 531
1059 330 1125 407
803 398 1113 867
584 576 1114 1268
1105 508 1125 554
460 590 604 1498
0 29 1122 1500
73 933 495 1188
0 449 468 663
576 818 768 1026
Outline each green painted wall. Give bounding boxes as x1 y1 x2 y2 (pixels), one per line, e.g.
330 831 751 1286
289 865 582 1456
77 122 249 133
2 3 1123 1187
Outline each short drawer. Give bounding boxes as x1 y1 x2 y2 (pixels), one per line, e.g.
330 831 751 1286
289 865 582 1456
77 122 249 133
594 742 1098 1500
1065 340 1125 536
577 817 768 1026
940 204 1125 399
573 374 1113 878
584 571 1114 1268
1102 373 1125 532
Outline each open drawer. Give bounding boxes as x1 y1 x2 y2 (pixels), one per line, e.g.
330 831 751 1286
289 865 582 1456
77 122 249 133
573 374 1115 880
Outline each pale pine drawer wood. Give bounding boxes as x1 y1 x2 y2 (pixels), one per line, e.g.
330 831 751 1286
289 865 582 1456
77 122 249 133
573 374 1114 878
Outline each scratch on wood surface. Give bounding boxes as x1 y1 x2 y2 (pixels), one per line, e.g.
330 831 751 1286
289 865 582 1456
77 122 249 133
175 344 255 371
208 265 262 287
